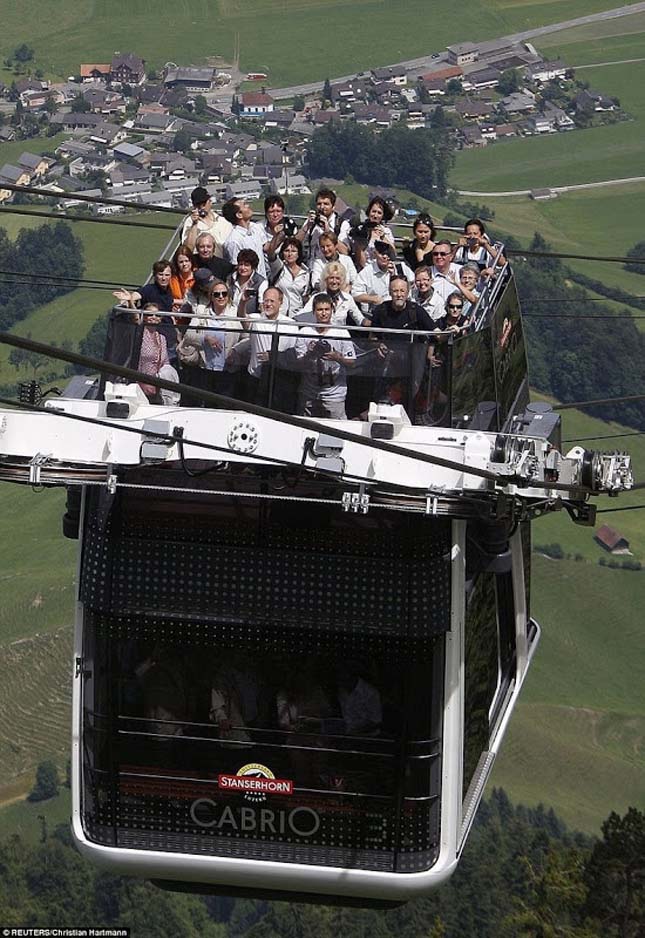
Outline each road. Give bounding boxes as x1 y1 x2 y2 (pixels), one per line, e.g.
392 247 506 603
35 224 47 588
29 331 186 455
457 176 645 197
574 56 645 68
267 1 645 98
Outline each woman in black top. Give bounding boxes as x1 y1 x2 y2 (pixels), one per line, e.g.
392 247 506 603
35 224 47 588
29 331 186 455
402 213 437 270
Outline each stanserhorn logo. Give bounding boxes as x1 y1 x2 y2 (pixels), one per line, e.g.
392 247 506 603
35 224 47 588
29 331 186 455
218 763 294 802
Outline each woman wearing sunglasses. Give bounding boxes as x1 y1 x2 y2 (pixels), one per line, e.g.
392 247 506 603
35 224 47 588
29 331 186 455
179 280 242 397
436 292 472 337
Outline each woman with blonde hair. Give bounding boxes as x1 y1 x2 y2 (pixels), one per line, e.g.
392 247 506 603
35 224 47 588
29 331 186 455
178 280 242 396
299 260 362 326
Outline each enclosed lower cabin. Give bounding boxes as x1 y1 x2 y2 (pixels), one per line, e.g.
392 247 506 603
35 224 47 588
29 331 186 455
72 477 537 903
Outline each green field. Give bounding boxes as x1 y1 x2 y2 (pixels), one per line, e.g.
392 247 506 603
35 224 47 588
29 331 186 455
0 133 68 171
493 556 645 832
0 487 76 644
462 183 645 311
0 788 71 845
0 0 636 87
538 11 645 59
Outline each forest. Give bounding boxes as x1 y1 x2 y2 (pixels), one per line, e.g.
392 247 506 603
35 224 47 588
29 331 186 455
0 221 84 331
0 793 642 937
511 235 645 431
305 121 455 199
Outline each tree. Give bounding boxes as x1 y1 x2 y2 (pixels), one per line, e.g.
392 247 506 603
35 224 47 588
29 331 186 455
322 77 332 105
584 807 645 938
70 91 91 113
28 760 60 802
293 94 305 112
173 127 193 154
13 43 34 64
44 94 59 116
446 78 463 94
498 68 520 96
624 240 645 275
80 168 108 192
306 120 454 198
193 94 208 117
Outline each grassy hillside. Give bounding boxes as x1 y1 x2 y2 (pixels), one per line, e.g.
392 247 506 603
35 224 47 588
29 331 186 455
0 0 632 87
0 626 72 789
493 557 645 832
0 787 70 844
490 402 645 831
0 211 171 383
0 487 75 644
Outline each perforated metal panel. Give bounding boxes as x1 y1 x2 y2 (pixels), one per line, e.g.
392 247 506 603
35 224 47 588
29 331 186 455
80 492 452 639
82 770 439 872
79 486 448 873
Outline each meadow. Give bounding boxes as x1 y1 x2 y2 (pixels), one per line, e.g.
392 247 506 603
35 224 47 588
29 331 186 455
493 556 645 832
0 133 69 171
0 0 634 88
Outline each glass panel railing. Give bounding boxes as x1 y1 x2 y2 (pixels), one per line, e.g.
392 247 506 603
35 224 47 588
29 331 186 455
101 270 525 431
103 310 463 426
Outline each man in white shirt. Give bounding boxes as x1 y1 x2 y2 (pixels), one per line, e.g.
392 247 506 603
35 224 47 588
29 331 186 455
352 241 414 319
294 293 356 419
181 186 232 258
222 197 269 278
236 286 299 410
430 239 462 304
298 188 350 264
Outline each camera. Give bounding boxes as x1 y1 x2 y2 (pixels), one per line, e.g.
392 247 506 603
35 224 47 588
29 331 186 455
282 215 298 237
468 237 478 249
310 339 332 359
198 209 208 218
245 290 258 298
314 212 327 228
349 220 378 242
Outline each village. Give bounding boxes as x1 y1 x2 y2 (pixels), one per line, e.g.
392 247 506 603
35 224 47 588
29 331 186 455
0 34 627 212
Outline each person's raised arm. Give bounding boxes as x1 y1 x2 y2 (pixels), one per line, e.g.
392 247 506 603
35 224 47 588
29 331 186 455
112 288 141 308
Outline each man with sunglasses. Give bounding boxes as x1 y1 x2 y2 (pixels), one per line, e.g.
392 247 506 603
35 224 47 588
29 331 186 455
429 240 462 304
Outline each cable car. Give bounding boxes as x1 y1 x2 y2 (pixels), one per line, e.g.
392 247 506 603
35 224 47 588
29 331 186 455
0 250 632 905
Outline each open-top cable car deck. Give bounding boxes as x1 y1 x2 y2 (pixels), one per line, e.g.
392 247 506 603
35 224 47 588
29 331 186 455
0 249 633 905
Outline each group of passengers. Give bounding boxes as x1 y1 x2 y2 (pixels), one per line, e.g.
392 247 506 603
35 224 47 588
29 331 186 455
113 186 506 420
132 645 384 790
